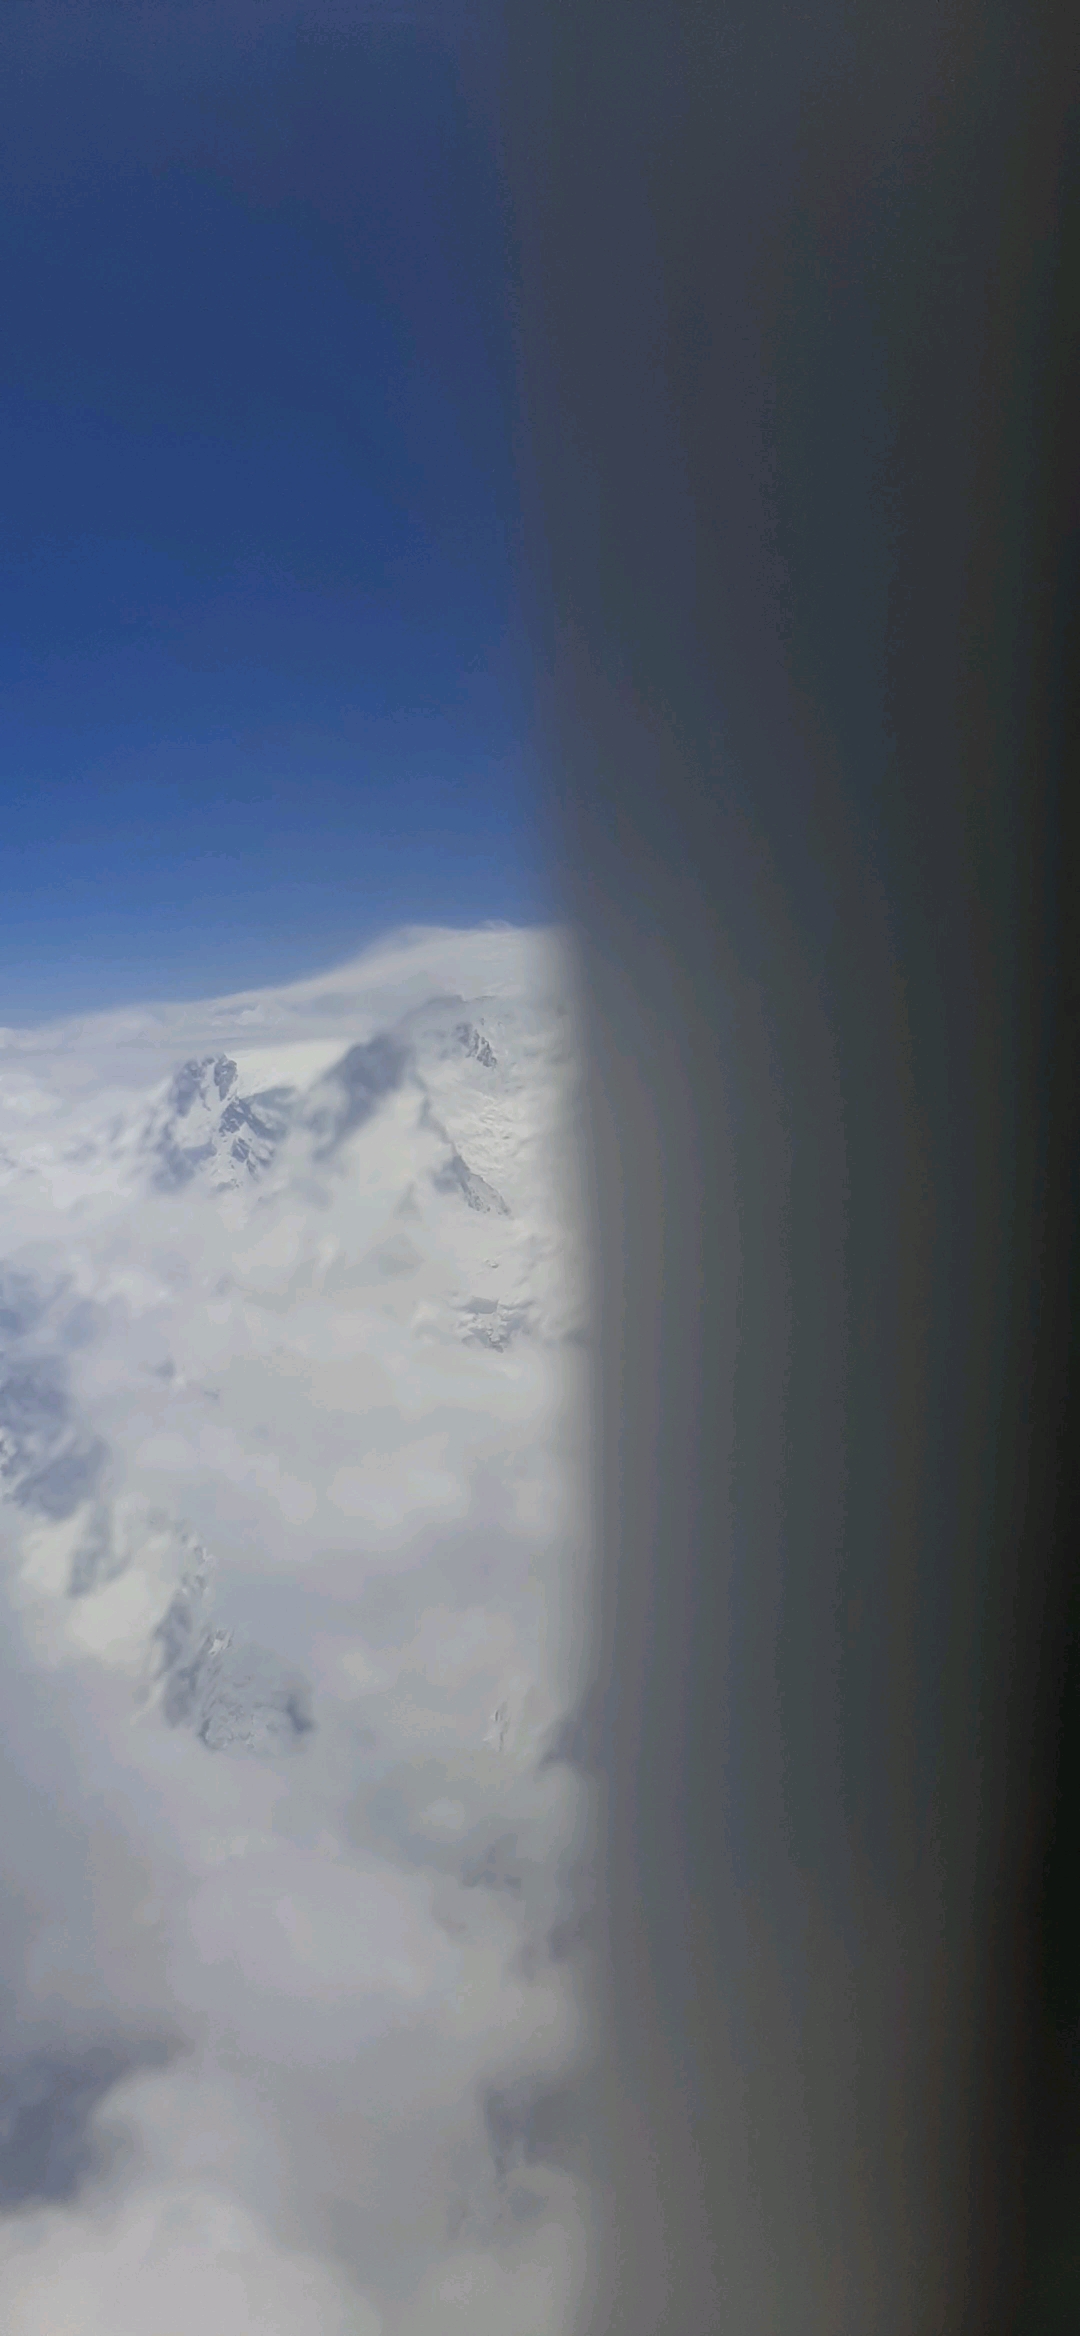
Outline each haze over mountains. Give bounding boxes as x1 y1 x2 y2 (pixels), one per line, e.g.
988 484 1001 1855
0 925 596 2336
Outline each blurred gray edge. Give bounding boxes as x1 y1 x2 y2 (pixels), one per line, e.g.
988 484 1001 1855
487 0 1080 2327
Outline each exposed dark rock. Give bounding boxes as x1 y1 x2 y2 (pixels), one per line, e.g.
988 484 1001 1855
152 1560 314 1757
454 1022 498 1069
308 1033 410 1158
432 1150 509 1215
68 1503 125 1598
147 1059 293 1190
169 1057 235 1117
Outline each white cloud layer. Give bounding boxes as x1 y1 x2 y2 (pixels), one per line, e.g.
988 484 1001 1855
0 925 598 2334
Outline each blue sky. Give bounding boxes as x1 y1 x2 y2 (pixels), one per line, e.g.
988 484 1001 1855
0 4 543 1022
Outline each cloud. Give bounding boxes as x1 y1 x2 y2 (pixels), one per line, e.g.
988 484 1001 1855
0 2181 379 2336
0 928 597 2332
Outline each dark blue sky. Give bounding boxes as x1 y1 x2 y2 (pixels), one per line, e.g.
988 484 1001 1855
0 2 543 1021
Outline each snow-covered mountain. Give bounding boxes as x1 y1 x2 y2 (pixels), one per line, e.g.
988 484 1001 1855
141 1054 295 1192
0 925 596 2336
1 924 587 1692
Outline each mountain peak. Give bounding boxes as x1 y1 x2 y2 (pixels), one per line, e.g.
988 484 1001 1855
146 1056 294 1192
167 1056 239 1115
